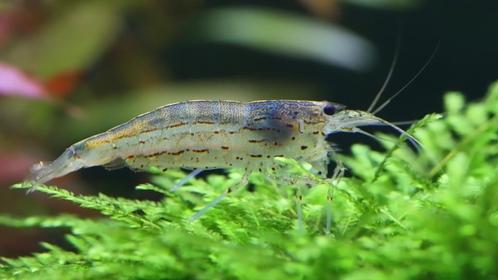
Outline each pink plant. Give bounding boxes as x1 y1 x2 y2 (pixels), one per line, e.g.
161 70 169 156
0 63 46 99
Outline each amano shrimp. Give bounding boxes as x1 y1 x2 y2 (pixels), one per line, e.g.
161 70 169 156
27 100 414 185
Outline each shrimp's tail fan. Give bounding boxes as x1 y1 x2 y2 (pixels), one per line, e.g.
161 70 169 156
25 148 84 184
26 161 57 184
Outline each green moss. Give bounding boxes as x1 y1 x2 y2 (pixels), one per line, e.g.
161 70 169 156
3 82 498 279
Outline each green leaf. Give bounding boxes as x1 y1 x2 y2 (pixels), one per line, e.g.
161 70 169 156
4 81 498 279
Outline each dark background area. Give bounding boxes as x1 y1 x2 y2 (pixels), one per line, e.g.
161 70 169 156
1 0 497 257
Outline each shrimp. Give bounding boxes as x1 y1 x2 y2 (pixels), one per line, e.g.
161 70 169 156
27 100 418 185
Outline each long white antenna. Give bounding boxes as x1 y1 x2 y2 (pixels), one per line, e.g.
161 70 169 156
367 30 403 113
373 42 440 115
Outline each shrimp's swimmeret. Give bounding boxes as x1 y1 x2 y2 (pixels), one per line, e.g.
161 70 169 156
27 100 414 184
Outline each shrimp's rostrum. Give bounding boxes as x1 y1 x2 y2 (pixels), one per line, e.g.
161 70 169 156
28 100 351 184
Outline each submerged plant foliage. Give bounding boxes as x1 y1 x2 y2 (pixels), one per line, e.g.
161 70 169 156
2 82 498 279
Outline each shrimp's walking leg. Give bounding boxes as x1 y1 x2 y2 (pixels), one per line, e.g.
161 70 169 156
171 168 203 192
296 183 305 233
189 173 249 222
325 159 345 234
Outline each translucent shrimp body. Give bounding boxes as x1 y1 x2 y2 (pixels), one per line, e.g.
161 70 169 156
28 100 348 184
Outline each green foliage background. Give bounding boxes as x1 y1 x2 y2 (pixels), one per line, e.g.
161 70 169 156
2 82 498 279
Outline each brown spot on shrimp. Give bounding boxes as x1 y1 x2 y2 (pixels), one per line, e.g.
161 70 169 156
248 139 265 143
169 121 188 128
250 154 263 158
197 120 215 124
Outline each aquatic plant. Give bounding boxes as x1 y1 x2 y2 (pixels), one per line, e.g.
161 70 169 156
2 82 498 279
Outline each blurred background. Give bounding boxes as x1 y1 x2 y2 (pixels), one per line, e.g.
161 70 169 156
1 0 497 257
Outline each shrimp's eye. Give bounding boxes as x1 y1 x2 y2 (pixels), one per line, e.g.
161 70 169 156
323 104 336 115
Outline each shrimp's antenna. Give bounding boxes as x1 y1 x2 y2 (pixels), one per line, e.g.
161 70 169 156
378 119 422 150
367 31 402 113
391 120 418 126
372 41 440 115
351 127 398 144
